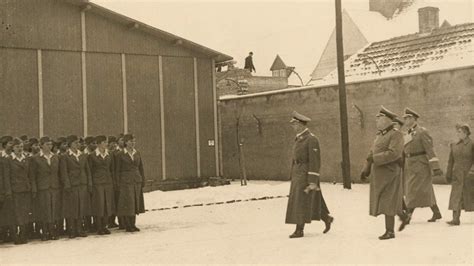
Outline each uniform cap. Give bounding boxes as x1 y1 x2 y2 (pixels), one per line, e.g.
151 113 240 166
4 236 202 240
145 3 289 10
456 123 471 136
56 137 67 144
108 136 118 143
123 134 135 143
376 106 397 120
84 136 96 145
66 135 79 145
290 111 311 123
1 136 13 145
19 135 29 141
29 138 39 145
95 135 107 144
392 116 404 126
402 107 420 119
40 136 52 145
12 138 23 146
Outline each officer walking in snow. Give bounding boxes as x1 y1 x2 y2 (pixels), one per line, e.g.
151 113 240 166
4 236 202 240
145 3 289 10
285 111 334 238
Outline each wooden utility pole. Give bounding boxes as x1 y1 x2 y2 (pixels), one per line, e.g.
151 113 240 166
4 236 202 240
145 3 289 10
335 0 352 189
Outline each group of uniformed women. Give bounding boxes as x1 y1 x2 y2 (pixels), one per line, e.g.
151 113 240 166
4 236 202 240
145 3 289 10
0 133 146 245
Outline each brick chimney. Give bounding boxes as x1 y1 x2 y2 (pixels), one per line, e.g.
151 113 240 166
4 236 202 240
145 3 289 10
418 7 440 34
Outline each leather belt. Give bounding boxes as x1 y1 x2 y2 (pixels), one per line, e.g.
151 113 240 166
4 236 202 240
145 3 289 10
405 151 426 158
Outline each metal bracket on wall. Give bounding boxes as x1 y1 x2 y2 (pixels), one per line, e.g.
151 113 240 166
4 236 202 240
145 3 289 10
252 114 263 136
352 104 365 129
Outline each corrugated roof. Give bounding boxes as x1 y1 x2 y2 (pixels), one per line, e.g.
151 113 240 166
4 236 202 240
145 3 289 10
320 22 474 83
65 0 232 63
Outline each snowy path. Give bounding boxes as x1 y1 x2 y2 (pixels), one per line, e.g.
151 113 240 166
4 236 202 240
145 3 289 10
1 182 472 265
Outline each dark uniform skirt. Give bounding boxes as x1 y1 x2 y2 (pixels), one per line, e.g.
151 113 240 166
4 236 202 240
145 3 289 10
0 198 14 226
12 192 32 225
117 184 145 216
36 189 62 223
91 184 115 217
285 172 329 224
63 185 92 219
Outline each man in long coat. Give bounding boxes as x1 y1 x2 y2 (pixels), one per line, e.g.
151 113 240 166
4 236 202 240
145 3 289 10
285 111 334 238
361 106 406 240
402 108 443 223
445 123 474 225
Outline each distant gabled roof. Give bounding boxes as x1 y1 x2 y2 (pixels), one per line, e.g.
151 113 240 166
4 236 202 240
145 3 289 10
65 0 232 63
270 55 287 71
321 22 474 83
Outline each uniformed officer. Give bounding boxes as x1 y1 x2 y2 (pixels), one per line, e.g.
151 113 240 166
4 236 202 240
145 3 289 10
59 135 93 238
89 135 115 235
402 108 443 223
445 123 474 225
29 136 62 241
83 136 97 155
360 106 406 240
7 138 32 244
0 136 14 243
116 134 146 232
285 111 334 238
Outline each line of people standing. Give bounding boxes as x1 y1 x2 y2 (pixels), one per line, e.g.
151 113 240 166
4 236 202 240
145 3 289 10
0 133 146 245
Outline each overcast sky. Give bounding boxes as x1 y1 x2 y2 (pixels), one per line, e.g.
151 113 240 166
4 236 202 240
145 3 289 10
93 0 473 84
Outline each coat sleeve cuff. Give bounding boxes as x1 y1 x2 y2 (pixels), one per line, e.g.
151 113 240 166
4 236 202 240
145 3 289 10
429 158 440 170
308 172 320 183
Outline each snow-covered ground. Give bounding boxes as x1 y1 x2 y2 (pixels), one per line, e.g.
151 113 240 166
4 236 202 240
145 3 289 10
1 182 472 265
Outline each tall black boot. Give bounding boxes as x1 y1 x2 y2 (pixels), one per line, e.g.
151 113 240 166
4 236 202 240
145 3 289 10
447 210 461 225
428 205 442 222
97 217 105 235
289 224 304 238
398 210 409 231
131 215 140 232
379 215 395 240
125 216 133 232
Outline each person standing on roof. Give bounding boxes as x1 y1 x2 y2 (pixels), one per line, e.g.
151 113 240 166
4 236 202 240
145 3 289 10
244 52 256 73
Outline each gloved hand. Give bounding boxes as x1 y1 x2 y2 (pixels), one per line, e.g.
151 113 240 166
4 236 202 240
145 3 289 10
433 169 443 176
446 176 452 184
304 183 320 194
367 154 374 163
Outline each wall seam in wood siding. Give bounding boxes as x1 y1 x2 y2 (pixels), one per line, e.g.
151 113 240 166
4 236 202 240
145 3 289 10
194 58 201 178
81 11 88 136
159 56 166 180
37 50 44 137
122 53 128 133
212 59 220 177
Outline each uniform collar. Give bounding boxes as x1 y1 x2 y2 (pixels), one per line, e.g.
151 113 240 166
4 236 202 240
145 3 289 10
458 137 471 145
408 124 418 134
124 148 137 158
378 124 395 135
11 153 25 162
95 148 109 158
296 128 309 139
39 150 53 159
68 149 82 157
1 150 9 158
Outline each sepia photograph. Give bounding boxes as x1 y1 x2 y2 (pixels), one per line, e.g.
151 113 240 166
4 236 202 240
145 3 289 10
0 0 473 265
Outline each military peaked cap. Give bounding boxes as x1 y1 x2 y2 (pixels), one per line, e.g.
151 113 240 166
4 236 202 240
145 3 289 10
290 111 311 123
376 106 398 120
402 107 420 119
